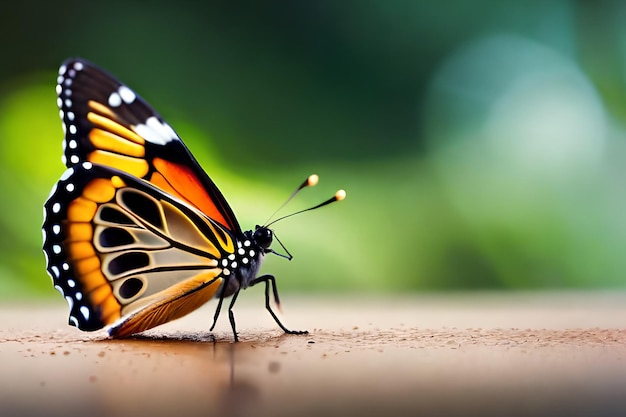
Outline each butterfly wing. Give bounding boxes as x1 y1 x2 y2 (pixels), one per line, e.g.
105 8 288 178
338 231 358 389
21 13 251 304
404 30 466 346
42 162 236 334
56 58 240 232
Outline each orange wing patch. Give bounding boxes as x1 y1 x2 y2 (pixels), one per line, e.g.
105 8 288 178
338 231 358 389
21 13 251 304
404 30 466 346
67 197 97 222
62 175 131 327
152 158 231 229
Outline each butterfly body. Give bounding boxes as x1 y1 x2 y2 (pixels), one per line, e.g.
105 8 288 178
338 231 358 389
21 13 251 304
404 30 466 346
43 58 319 341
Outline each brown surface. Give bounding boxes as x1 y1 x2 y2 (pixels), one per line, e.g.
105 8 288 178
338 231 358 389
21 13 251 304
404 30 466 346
1 292 626 417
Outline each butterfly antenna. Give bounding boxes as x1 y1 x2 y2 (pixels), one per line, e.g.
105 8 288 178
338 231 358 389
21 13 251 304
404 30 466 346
265 187 346 228
263 174 320 226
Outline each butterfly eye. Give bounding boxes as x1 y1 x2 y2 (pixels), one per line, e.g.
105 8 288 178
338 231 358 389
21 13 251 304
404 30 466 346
253 226 273 249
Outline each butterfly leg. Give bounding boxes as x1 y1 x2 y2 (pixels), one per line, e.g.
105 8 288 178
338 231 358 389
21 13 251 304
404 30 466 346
210 287 227 332
251 274 308 336
227 290 241 342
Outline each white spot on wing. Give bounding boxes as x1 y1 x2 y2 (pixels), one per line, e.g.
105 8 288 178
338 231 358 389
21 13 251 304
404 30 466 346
118 86 136 104
70 155 79 164
73 62 84 71
152 119 171 139
161 122 178 141
51 266 60 278
80 306 90 321
108 92 122 107
52 202 61 213
60 168 74 181
52 224 61 235
134 123 160 144
134 117 177 145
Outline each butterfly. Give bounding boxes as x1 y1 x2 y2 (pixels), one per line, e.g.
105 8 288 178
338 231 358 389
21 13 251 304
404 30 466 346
42 58 345 341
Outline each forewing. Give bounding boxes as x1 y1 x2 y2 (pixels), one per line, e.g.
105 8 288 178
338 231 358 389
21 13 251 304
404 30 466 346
56 58 240 231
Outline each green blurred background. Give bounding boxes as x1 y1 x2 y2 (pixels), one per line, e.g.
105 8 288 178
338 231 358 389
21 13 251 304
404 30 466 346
2 0 626 300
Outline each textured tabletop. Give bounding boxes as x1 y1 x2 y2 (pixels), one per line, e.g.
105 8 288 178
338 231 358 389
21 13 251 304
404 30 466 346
1 292 625 417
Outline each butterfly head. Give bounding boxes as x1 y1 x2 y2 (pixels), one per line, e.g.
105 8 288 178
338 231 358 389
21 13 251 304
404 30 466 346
248 225 292 262
253 225 273 250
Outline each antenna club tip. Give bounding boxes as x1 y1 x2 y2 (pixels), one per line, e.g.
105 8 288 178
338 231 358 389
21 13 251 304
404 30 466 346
307 174 319 187
335 189 347 201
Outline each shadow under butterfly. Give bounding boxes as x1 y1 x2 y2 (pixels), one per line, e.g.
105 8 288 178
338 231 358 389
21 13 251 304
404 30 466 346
97 334 261 415
42 58 345 342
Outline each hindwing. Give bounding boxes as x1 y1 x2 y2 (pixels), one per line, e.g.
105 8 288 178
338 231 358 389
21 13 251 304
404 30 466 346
42 162 234 334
